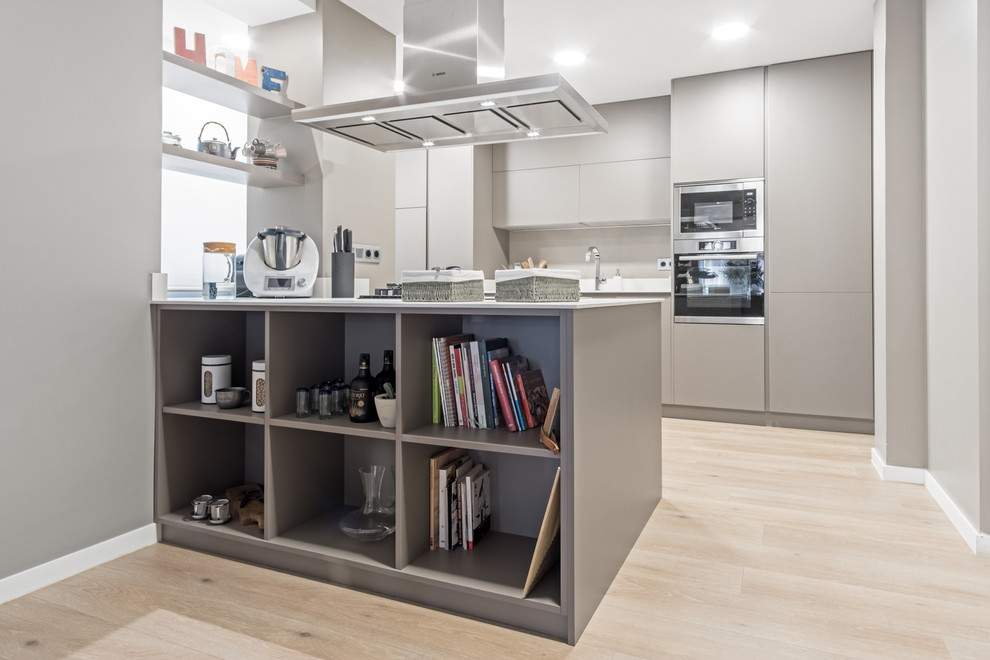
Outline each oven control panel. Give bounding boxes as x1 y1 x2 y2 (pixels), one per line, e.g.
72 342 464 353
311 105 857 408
697 240 737 252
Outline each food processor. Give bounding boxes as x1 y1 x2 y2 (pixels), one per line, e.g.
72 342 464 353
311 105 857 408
243 226 319 297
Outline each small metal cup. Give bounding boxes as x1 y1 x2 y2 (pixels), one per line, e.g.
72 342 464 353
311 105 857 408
207 498 230 524
191 495 213 519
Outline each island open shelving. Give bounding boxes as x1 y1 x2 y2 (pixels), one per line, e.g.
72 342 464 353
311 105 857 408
152 297 662 643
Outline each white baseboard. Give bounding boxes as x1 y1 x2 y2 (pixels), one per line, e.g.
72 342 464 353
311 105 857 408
871 450 988 555
0 524 157 605
870 447 926 484
923 472 985 555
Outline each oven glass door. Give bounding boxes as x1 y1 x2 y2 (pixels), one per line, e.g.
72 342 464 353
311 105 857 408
675 180 762 239
674 251 765 324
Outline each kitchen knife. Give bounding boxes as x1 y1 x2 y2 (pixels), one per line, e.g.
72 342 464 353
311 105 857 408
343 228 352 253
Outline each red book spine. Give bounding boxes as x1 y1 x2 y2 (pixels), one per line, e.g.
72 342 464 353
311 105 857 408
516 373 536 429
489 358 518 432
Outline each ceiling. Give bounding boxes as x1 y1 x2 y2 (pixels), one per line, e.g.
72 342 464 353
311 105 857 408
338 0 876 105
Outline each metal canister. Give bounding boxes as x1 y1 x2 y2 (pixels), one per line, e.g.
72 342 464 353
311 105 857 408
201 355 231 404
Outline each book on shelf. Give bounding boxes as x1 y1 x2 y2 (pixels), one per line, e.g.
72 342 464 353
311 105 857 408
438 454 472 550
460 464 483 550
454 463 479 550
490 355 518 432
501 355 530 430
461 343 479 428
469 341 487 429
433 333 473 427
429 447 468 550
479 338 509 428
468 466 491 549
449 342 467 427
523 467 561 597
431 348 440 425
516 369 550 429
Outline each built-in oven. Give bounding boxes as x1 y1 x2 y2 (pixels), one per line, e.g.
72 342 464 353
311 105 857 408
673 237 765 324
674 178 764 241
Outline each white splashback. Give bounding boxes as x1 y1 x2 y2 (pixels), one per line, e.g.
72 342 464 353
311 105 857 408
508 225 672 280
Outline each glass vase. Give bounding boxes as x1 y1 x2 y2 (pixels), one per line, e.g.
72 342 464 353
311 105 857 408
339 465 395 542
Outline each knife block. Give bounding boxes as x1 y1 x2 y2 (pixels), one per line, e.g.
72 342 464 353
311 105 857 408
331 252 355 298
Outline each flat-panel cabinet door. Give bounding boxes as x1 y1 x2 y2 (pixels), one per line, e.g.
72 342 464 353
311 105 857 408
661 298 673 405
492 135 581 172
768 292 874 419
673 324 765 411
492 166 580 229
579 159 670 225
671 67 765 183
578 97 671 164
766 52 873 293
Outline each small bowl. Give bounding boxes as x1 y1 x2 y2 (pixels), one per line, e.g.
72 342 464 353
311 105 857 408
215 387 249 409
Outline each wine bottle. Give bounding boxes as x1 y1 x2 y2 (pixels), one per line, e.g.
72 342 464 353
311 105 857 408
349 353 378 423
376 349 396 395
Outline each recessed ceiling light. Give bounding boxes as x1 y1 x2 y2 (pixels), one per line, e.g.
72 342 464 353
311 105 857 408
712 23 749 40
554 51 587 66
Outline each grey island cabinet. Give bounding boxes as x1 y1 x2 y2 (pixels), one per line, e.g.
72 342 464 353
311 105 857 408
151 297 662 644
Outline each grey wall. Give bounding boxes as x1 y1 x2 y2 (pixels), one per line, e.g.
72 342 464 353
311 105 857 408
924 0 983 525
322 0 396 288
873 0 927 467
0 0 161 578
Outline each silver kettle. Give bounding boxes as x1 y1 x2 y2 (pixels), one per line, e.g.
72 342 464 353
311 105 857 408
197 121 239 160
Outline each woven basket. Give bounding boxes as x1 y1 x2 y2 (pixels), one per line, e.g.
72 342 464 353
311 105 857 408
401 270 484 302
494 269 581 302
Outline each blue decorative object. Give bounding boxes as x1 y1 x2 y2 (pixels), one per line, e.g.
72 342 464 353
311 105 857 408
261 66 287 92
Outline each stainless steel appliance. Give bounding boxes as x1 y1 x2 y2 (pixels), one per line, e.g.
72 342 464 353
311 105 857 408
291 0 606 152
673 237 765 324
243 226 319 298
674 178 764 241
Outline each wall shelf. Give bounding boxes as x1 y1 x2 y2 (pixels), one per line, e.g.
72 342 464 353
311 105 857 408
162 50 302 118
162 144 305 188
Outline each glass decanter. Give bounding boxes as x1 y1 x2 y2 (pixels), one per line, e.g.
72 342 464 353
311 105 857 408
339 465 395 542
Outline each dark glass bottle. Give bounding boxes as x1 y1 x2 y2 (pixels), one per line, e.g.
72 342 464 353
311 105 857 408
349 353 377 423
375 349 396 395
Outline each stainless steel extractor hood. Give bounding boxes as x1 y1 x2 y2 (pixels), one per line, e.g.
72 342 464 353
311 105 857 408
292 0 607 152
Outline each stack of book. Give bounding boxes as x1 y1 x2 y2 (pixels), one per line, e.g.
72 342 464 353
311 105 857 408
431 335 551 432
428 448 492 551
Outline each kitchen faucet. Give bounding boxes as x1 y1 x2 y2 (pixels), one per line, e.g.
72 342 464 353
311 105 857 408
585 246 606 291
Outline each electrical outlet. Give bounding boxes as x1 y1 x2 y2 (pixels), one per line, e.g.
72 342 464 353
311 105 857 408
353 243 382 264
657 258 672 271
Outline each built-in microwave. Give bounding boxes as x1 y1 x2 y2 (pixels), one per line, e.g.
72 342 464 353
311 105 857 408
673 178 764 241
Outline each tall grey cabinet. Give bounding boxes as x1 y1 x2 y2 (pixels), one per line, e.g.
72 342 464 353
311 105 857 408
670 66 765 183
766 52 874 421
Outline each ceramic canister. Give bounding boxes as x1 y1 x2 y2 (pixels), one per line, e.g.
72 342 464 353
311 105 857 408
201 355 232 404
252 360 266 412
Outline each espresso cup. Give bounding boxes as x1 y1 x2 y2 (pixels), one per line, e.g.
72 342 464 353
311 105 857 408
191 494 213 519
207 498 230 524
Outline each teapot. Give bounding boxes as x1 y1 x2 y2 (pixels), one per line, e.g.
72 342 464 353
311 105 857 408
197 121 239 160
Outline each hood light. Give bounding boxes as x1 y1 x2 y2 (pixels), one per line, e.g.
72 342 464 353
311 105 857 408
422 140 435 147
479 100 497 108
527 130 541 138
361 115 377 122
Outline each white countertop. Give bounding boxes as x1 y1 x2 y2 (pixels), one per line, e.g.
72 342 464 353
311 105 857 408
154 295 663 311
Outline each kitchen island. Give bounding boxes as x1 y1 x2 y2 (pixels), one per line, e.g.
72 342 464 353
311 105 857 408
151 297 662 643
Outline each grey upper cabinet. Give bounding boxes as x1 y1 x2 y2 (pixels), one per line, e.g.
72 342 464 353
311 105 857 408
491 97 671 229
493 97 670 172
766 52 873 293
492 167 580 229
671 67 765 183
579 158 670 225
768 292 874 419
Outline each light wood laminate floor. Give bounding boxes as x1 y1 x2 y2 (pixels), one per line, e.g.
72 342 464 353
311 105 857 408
3 419 989 658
